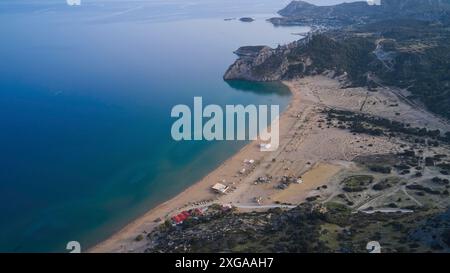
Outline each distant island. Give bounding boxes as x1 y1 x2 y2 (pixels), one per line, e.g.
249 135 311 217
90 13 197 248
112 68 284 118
239 17 255 22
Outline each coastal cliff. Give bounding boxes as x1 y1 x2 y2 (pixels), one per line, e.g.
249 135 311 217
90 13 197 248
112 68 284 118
224 33 377 86
223 42 305 81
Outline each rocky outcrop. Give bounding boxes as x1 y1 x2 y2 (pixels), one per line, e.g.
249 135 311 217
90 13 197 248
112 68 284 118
223 33 377 84
223 45 287 81
223 38 314 82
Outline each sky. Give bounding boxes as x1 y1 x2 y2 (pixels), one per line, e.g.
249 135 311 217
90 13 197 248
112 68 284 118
0 0 364 5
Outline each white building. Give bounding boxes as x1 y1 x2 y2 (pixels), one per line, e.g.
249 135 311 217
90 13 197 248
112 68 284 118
211 183 229 194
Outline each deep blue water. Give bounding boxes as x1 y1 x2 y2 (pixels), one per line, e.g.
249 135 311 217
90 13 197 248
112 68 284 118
0 0 309 252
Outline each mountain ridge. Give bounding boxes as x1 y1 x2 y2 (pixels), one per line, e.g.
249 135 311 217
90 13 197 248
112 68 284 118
274 0 450 25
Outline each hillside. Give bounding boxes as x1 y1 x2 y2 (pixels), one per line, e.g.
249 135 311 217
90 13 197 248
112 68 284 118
271 0 450 26
224 18 450 119
145 203 450 253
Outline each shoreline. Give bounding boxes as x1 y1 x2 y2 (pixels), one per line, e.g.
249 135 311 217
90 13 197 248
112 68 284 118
90 81 300 253
91 74 450 252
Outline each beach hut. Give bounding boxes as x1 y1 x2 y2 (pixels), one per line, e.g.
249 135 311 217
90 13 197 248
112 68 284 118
211 183 229 194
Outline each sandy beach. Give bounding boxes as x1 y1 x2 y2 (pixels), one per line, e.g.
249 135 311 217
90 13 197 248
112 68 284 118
91 75 450 253
90 78 304 252
90 90 278 251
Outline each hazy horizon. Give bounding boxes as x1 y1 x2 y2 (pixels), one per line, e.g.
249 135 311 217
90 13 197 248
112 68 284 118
303 0 362 5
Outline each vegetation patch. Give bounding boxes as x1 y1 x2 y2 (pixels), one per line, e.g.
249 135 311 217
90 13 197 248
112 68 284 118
372 177 400 191
406 184 441 195
341 175 374 192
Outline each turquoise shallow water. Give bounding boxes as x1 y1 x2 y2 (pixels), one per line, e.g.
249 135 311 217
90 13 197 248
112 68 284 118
0 0 309 252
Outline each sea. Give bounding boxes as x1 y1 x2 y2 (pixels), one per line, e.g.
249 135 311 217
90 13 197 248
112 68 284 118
0 0 310 252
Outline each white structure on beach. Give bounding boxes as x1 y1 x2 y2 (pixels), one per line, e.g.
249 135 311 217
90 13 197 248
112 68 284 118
259 143 272 150
211 183 229 194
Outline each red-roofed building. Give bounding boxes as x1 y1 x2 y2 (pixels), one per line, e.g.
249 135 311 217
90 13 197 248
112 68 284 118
178 214 187 221
171 215 181 224
171 210 192 224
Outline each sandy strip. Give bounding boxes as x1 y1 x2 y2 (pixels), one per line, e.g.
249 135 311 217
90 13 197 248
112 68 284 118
89 81 302 253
